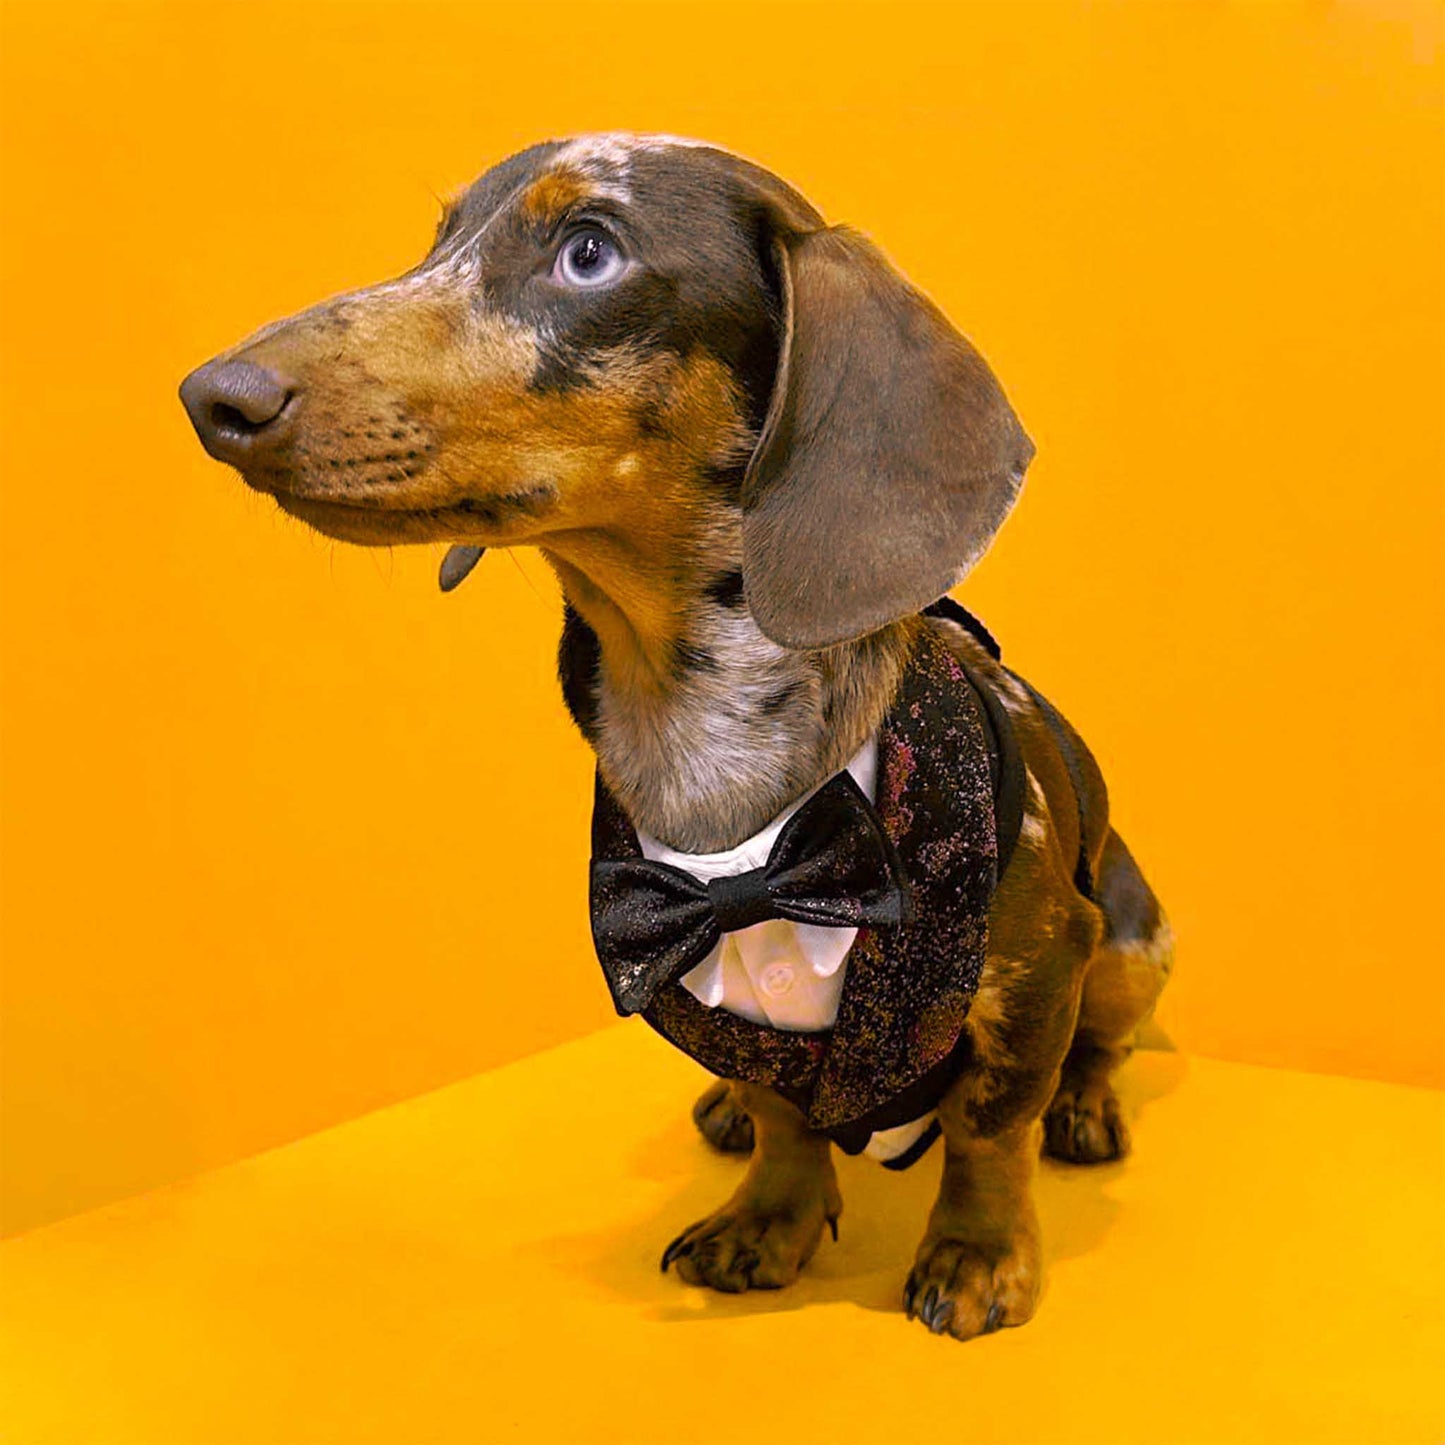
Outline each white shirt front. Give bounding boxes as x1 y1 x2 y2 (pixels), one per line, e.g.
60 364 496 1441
636 739 878 1032
636 739 935 1165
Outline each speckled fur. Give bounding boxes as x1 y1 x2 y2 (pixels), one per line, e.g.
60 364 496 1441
182 132 1173 1341
581 505 916 850
594 622 999 1133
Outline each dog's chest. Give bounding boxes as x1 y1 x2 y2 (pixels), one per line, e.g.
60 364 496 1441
591 625 1017 1153
635 737 879 1032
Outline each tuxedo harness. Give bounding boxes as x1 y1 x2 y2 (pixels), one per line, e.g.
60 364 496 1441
589 601 1080 1169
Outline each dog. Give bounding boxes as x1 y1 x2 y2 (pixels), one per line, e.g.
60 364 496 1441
180 133 1172 1341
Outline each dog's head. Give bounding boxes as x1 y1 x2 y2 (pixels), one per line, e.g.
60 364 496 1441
181 134 1032 648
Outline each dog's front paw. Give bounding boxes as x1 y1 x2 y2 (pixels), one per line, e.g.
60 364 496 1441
1043 1078 1130 1163
691 1079 755 1155
661 1199 838 1292
904 1230 1041 1340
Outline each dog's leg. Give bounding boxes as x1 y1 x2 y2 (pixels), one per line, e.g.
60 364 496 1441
905 846 1098 1338
904 989 1076 1339
906 1108 1045 1338
691 1078 755 1154
663 1082 839 1291
1044 828 1173 1164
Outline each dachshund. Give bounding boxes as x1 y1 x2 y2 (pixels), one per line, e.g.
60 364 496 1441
180 133 1172 1341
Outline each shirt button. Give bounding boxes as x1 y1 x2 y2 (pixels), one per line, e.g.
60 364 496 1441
760 963 795 998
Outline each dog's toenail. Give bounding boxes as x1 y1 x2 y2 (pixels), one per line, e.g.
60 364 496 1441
661 1220 709 1273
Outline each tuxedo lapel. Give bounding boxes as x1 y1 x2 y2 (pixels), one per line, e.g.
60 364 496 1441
810 628 997 1130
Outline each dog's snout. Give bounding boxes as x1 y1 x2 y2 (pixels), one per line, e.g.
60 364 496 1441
180 359 296 466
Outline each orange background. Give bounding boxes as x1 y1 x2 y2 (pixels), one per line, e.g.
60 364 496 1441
1 0 1441 1240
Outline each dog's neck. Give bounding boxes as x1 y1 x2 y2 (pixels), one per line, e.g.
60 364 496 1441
541 516 916 853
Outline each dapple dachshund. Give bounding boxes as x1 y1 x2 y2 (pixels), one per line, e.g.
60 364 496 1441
180 134 1172 1341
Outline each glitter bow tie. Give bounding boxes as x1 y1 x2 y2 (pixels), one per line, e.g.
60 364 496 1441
589 771 913 1016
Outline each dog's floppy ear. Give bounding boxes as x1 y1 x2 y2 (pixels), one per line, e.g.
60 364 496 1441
741 225 1034 649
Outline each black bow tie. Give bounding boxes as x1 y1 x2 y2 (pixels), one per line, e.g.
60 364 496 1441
589 771 912 1016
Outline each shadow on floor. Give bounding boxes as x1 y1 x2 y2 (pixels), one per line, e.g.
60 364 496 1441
525 1050 1190 1328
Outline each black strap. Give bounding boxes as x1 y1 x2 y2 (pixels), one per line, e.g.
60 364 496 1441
922 596 1092 901
922 594 1001 659
879 1117 943 1171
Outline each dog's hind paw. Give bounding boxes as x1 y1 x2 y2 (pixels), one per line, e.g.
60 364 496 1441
1043 1078 1130 1164
691 1080 755 1155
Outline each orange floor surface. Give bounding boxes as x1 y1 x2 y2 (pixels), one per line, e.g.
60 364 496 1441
2 1026 1442 1445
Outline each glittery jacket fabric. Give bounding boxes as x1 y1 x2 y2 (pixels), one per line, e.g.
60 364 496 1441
590 621 1019 1154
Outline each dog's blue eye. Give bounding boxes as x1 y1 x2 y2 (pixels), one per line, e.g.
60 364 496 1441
555 228 625 288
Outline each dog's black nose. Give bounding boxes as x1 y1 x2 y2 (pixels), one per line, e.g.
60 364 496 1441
180 359 295 466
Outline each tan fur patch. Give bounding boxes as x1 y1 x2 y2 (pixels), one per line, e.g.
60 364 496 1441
228 270 761 575
518 169 590 227
964 967 1023 1078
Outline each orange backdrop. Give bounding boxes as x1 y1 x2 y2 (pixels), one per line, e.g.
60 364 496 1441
1 0 1440 1239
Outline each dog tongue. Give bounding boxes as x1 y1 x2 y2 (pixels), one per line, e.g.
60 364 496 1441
439 545 485 592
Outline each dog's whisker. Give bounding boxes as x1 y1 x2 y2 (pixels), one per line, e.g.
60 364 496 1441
502 547 547 606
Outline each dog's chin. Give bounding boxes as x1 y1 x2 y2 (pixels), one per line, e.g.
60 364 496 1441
272 492 499 547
